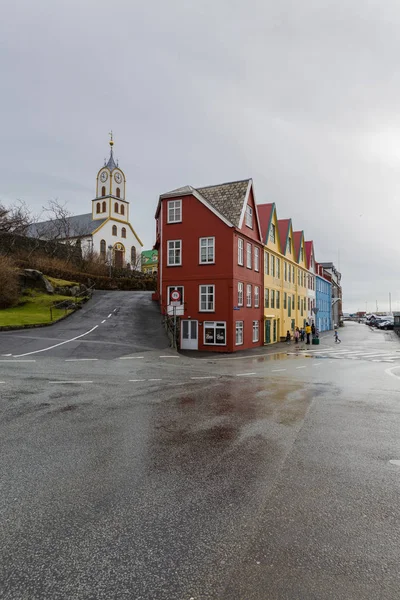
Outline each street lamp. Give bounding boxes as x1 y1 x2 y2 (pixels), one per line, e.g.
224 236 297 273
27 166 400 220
108 245 113 278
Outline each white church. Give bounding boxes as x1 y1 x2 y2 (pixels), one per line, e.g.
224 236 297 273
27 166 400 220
30 136 143 269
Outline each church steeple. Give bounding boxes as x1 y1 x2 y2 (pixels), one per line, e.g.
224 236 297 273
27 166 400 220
105 131 118 171
94 133 128 221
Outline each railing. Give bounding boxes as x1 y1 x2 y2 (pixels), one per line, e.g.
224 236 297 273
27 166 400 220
50 283 95 322
161 304 181 349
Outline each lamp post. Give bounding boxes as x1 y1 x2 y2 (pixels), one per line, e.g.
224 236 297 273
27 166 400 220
108 245 113 278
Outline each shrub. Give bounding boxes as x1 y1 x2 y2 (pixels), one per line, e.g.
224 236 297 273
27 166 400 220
0 256 19 308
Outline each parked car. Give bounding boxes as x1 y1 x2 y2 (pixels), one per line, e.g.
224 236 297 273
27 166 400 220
377 320 394 330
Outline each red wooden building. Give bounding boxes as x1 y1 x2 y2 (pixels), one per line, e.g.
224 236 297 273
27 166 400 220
154 179 264 352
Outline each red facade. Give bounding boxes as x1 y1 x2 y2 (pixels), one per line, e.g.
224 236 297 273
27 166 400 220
155 180 264 352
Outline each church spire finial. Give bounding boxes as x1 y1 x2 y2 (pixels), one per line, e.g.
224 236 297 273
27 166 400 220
105 131 118 171
109 130 114 147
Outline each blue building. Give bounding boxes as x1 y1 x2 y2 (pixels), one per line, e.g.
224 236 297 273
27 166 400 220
315 272 332 332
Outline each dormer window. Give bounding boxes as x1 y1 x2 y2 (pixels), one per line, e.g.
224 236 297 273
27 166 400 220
245 205 253 228
116 187 120 198
114 202 119 213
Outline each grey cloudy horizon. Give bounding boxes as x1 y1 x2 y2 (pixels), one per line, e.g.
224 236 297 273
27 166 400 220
1 0 400 313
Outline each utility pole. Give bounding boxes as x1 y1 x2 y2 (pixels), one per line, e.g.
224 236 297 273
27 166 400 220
389 292 392 314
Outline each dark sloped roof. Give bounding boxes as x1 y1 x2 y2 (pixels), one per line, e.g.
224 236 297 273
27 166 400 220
106 147 118 171
195 179 250 227
28 213 106 239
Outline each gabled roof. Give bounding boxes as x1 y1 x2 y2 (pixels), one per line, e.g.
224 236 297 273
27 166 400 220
28 214 107 239
293 231 304 263
305 241 314 269
277 219 291 255
141 249 158 263
257 203 275 243
156 178 253 229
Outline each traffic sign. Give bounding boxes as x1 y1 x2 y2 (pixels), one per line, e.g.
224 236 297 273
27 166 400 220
170 290 181 302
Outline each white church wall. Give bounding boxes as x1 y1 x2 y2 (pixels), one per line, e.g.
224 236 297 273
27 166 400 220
92 220 142 270
109 169 125 199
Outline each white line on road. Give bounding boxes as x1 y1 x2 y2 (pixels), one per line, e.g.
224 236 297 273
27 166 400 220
65 358 98 362
159 355 179 358
271 368 286 372
0 359 36 362
101 320 106 323
49 381 93 384
0 381 5 383
313 363 322 366
107 314 112 318
129 379 146 382
190 376 216 379
148 378 162 381
236 372 257 376
385 366 400 379
1 354 12 356
296 366 307 369
119 356 144 360
14 325 99 358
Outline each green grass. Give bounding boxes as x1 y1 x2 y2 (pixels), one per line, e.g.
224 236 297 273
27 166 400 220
47 276 79 287
0 291 81 327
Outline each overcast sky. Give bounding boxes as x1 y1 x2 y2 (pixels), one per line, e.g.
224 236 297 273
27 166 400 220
2 0 400 312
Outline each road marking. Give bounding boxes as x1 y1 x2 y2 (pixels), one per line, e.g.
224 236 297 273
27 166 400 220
113 308 117 312
313 363 322 366
119 356 144 360
389 460 400 466
385 366 400 379
271 368 286 372
129 379 146 382
159 355 179 358
1 354 12 356
0 359 36 362
49 380 93 384
107 314 112 318
0 381 5 383
190 376 216 379
148 378 162 381
14 325 99 357
65 358 98 362
296 366 306 369
101 320 106 324
236 372 257 376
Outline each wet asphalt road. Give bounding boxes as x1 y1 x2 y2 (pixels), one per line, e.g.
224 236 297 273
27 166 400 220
1 301 400 600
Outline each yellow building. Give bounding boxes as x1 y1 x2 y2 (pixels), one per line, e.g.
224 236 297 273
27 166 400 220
258 204 310 344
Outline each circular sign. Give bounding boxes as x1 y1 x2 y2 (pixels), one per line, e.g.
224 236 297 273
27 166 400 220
171 290 181 302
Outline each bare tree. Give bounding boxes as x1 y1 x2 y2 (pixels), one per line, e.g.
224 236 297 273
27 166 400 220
38 198 73 241
0 200 32 235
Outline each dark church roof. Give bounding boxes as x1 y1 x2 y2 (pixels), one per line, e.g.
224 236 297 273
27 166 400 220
28 213 106 240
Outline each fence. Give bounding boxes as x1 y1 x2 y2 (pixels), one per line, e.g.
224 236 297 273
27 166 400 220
161 304 180 349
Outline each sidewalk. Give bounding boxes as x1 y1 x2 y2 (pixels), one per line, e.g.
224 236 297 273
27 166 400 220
179 330 332 360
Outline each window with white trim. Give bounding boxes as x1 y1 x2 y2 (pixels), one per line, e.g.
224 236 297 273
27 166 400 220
238 238 244 265
236 321 244 345
199 285 215 311
271 255 275 277
167 286 184 305
254 247 260 271
252 320 259 342
167 199 182 223
246 243 252 269
276 258 280 279
265 288 269 308
238 282 244 306
284 262 287 281
245 205 253 228
204 321 226 345
271 289 275 309
246 284 252 307
199 237 215 264
276 290 280 308
287 236 292 254
270 223 276 243
254 286 260 308
264 251 269 275
167 240 182 266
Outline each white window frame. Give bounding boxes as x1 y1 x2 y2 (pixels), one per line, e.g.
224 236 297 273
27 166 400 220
167 240 182 266
254 247 260 272
276 258 280 279
167 199 182 223
204 321 226 346
271 255 275 277
246 243 252 269
236 321 244 345
264 251 269 275
270 223 276 243
238 238 244 266
167 286 184 305
252 320 259 342
245 205 253 228
238 282 244 306
199 284 215 312
254 286 260 308
246 284 252 307
199 237 215 264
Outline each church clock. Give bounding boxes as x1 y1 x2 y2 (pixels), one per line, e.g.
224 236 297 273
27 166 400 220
114 172 122 184
100 171 108 182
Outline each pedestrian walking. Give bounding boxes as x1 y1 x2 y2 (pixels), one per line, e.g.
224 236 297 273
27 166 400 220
334 330 341 343
300 328 305 342
286 330 291 344
311 322 316 336
294 327 300 344
305 322 311 345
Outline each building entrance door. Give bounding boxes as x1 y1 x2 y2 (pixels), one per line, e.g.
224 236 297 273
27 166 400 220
265 319 271 344
181 320 198 350
114 250 124 269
